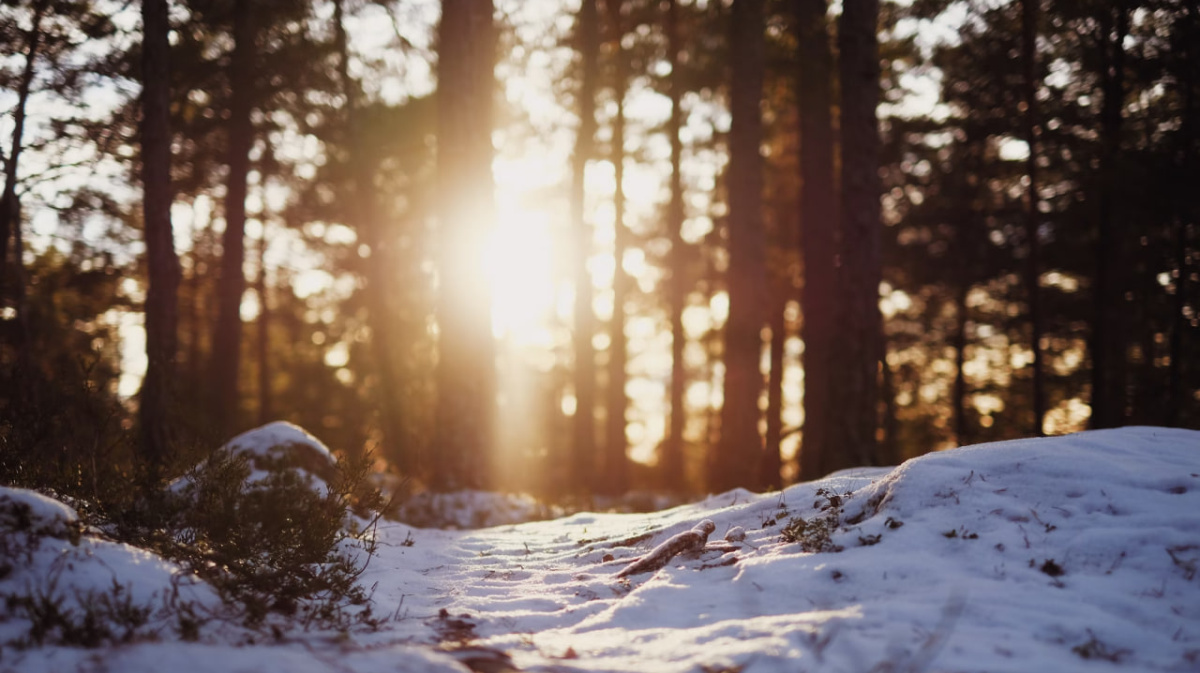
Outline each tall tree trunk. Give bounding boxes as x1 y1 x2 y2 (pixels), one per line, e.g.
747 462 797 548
185 220 202 385
138 0 181 473
952 278 970 446
1168 0 1197 426
604 0 630 495
761 297 785 490
1 0 48 305
186 214 213 389
571 0 600 491
713 0 767 493
1021 0 1045 436
211 0 255 437
1090 4 1128 429
254 225 270 426
880 338 898 463
11 198 31 374
434 0 497 490
334 0 408 470
661 0 686 488
832 0 882 470
794 0 836 482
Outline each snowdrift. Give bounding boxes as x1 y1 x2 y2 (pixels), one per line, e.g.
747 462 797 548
3 426 1198 672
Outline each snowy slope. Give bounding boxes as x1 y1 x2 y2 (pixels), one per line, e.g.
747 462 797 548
4 426 1199 673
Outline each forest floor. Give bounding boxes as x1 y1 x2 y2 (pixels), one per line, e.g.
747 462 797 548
5 426 1200 673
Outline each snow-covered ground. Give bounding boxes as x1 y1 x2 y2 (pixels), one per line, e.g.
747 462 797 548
4 426 1199 672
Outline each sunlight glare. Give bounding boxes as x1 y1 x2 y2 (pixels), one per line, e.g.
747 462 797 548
485 196 557 343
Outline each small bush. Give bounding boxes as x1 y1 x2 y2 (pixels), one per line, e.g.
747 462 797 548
6 578 153 649
141 448 387 631
779 489 846 553
1 440 390 648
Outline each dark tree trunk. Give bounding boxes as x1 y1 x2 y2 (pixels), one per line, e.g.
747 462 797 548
1090 4 1128 429
832 0 882 470
211 0 255 437
1021 0 1045 436
254 226 270 426
138 0 181 473
603 0 630 495
186 216 211 388
571 0 601 491
952 279 970 446
661 0 686 487
713 0 767 493
761 298 785 490
880 338 898 464
434 0 497 490
1168 0 1197 426
794 0 837 482
1 0 48 306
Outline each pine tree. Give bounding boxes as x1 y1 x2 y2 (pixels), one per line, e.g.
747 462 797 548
713 0 767 492
603 0 631 494
434 0 497 490
794 0 837 481
138 0 181 471
211 0 256 436
831 0 883 470
661 0 687 486
1 0 50 317
571 0 601 491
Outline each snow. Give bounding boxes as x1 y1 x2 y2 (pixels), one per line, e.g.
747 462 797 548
0 489 223 653
169 420 338 494
396 489 568 528
222 421 336 465
4 426 1200 672
0 487 79 530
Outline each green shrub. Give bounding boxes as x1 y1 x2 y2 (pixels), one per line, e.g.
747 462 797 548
779 488 846 553
139 448 388 632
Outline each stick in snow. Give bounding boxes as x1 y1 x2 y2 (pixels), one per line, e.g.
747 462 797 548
615 519 716 578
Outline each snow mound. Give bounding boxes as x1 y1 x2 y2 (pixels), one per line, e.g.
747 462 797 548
359 426 1200 673
221 421 338 483
169 421 339 497
0 487 223 653
0 487 79 536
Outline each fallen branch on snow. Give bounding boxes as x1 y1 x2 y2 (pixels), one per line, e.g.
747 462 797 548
615 520 716 578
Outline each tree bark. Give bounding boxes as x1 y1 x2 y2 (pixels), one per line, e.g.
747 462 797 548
832 0 882 471
1 0 48 306
1021 0 1045 436
713 0 767 493
661 0 686 488
254 225 270 426
952 278 970 446
1090 3 1128 429
603 0 630 494
880 338 898 464
794 0 837 482
761 298 785 490
1167 0 1197 426
434 0 497 490
185 213 210 388
571 0 600 491
138 0 181 473
211 0 255 437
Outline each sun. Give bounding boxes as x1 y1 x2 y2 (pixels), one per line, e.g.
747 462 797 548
484 202 558 343
484 156 565 347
